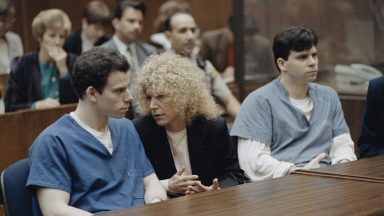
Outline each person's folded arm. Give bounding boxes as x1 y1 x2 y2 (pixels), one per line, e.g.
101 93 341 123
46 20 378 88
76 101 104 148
330 133 357 164
36 187 92 216
237 137 294 181
144 173 167 203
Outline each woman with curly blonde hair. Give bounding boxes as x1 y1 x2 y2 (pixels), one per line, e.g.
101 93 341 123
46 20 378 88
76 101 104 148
133 52 244 197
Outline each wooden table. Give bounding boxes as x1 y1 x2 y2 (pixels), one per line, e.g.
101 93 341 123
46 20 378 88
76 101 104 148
97 174 384 216
293 156 384 183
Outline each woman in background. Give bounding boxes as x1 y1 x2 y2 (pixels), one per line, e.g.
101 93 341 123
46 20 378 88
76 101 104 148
5 9 78 112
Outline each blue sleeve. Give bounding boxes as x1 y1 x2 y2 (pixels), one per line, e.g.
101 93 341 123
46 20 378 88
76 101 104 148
331 89 349 137
231 93 273 145
27 133 72 193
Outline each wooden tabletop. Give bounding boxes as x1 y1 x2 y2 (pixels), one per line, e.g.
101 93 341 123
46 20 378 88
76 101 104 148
97 174 384 216
293 156 384 182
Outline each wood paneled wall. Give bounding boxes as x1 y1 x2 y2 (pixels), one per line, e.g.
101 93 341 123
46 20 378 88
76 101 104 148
10 0 232 53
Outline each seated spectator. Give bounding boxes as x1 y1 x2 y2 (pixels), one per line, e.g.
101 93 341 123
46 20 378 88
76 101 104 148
5 9 78 112
150 0 190 52
199 14 277 81
64 0 110 55
133 52 245 197
358 76 384 158
102 0 157 86
0 0 23 74
27 47 166 215
231 26 357 181
164 11 240 117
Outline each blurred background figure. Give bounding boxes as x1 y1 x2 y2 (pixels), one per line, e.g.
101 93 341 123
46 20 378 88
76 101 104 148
199 12 277 82
0 0 23 74
150 0 190 52
64 0 111 55
5 9 78 112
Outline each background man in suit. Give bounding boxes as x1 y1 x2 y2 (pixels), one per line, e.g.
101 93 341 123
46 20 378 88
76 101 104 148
102 0 157 85
133 52 244 197
358 76 384 158
164 11 240 117
64 0 110 55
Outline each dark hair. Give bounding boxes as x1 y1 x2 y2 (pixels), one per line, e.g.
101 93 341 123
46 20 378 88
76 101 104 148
72 47 130 99
272 26 318 71
113 0 146 19
0 0 14 17
83 0 111 26
163 11 191 32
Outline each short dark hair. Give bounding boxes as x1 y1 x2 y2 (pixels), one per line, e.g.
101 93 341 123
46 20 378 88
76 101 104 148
83 0 111 26
72 47 130 99
272 26 318 71
113 0 146 19
0 0 14 17
163 11 191 32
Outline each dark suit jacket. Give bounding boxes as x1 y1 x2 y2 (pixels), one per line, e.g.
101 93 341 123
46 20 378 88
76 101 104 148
4 51 78 112
133 116 245 188
63 29 109 55
101 38 157 67
358 76 384 158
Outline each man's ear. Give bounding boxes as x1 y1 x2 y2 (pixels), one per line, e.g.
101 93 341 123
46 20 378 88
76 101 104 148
112 18 119 30
85 86 98 103
81 18 88 29
277 58 286 72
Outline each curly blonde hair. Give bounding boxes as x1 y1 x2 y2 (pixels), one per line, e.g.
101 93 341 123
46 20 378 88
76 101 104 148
31 9 71 39
136 52 223 123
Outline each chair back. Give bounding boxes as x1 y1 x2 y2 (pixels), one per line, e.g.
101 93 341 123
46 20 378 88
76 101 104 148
1 158 33 216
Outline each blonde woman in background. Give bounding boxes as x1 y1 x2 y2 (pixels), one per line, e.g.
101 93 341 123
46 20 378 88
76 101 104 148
5 9 78 112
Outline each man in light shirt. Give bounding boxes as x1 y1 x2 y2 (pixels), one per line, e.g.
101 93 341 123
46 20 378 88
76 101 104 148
27 47 166 215
164 12 240 118
231 26 357 181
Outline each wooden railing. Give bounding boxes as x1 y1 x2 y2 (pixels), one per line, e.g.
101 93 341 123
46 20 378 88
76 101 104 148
0 103 77 173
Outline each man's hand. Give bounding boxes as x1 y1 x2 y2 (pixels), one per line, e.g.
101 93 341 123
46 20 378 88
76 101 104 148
48 46 68 77
168 166 199 194
34 98 60 109
185 178 220 195
289 153 327 174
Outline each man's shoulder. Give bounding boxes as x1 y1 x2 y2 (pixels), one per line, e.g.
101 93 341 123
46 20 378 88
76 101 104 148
370 76 384 88
249 80 278 97
134 41 157 55
100 39 118 50
202 27 227 39
65 29 81 41
33 115 73 144
310 82 338 96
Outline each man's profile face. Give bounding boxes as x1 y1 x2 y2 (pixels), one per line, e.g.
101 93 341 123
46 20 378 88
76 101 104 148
113 7 143 44
95 71 132 119
279 46 318 84
166 13 197 57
